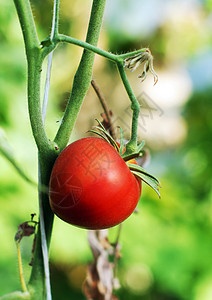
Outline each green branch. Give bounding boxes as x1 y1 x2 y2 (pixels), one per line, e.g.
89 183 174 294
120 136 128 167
55 34 119 62
47 34 147 65
117 63 140 152
13 0 39 57
13 0 55 159
12 1 57 299
52 0 60 38
54 0 106 150
27 58 56 159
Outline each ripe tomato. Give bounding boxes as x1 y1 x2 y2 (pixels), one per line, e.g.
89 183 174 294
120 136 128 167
49 137 141 230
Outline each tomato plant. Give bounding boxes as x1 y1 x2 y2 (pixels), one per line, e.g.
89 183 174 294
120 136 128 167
49 137 141 229
3 0 160 297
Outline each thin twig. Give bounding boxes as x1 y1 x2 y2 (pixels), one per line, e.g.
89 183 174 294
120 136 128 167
91 79 116 139
16 242 27 293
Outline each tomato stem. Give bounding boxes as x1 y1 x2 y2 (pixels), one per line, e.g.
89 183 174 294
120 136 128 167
13 0 56 161
117 63 140 152
54 0 106 150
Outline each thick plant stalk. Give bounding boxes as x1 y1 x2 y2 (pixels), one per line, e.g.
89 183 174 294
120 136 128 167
54 0 106 150
13 0 55 160
28 158 54 299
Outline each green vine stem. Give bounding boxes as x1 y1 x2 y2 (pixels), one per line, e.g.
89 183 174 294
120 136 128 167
13 0 55 298
52 34 147 64
117 63 140 152
28 158 55 299
13 0 55 161
54 0 106 150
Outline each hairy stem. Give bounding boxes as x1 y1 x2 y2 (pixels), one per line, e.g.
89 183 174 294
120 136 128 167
55 34 118 62
13 1 58 299
54 34 147 64
13 0 55 159
117 63 140 152
54 0 106 150
13 0 39 57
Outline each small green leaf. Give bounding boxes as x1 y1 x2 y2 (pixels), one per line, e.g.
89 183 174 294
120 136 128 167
88 129 111 144
127 162 161 198
131 170 161 198
126 162 160 184
96 127 119 151
95 118 107 131
93 119 119 151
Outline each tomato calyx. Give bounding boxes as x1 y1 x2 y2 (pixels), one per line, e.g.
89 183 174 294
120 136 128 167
88 119 161 198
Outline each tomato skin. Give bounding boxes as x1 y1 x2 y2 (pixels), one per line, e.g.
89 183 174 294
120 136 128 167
49 137 141 230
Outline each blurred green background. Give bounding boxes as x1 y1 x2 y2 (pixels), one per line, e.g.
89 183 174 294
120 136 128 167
1 0 212 299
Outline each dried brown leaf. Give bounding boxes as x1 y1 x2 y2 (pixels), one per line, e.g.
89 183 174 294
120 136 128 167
85 230 120 300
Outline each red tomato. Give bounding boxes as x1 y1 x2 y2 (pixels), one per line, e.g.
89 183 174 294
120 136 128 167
49 137 141 230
